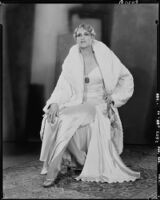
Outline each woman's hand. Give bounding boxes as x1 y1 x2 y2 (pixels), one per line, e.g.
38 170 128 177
103 94 114 118
103 94 114 108
103 94 115 122
47 103 59 123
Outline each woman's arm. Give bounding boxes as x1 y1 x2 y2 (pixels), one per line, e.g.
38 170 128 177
43 72 72 113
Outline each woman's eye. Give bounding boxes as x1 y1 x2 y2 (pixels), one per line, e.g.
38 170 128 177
76 33 90 37
77 34 82 37
84 33 89 36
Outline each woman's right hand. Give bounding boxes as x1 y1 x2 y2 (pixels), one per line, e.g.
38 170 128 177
47 103 59 123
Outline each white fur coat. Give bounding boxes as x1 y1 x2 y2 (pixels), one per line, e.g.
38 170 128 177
42 40 134 154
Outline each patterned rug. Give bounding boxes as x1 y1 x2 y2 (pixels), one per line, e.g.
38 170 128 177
3 146 157 199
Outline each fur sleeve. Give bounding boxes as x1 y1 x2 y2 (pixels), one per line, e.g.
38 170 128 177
110 50 134 108
43 72 72 113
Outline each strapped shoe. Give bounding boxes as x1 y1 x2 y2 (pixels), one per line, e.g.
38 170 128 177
40 167 48 175
43 179 55 188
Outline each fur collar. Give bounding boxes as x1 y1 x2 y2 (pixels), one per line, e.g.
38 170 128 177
61 40 121 95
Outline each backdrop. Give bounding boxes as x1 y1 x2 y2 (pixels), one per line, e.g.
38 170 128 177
3 3 158 145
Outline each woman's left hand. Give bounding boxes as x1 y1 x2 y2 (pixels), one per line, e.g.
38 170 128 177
103 94 114 108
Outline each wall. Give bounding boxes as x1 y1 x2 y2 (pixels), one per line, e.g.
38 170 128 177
28 4 82 140
31 4 82 100
3 3 157 144
3 4 35 141
110 4 158 144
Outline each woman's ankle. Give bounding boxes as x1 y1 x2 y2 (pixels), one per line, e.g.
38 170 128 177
46 168 59 181
43 161 48 168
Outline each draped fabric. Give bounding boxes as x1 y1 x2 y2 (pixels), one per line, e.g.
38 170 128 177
40 60 140 183
42 40 134 155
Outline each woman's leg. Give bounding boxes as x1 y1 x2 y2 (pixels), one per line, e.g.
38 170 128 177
45 136 86 180
43 103 96 185
45 148 66 180
40 161 48 175
67 136 86 166
45 121 83 180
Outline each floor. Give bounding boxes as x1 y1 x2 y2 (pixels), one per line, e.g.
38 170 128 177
3 142 41 169
2 142 158 199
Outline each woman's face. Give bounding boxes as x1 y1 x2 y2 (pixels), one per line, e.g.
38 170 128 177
76 28 93 49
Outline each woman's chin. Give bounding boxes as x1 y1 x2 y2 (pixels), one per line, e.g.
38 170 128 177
79 44 90 49
79 44 87 48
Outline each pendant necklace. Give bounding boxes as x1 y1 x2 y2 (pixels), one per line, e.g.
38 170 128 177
85 76 89 83
84 58 90 84
84 48 96 84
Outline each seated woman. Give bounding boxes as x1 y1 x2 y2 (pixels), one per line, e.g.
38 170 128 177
39 24 140 187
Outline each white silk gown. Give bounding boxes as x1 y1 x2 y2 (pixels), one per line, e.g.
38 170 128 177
40 66 140 183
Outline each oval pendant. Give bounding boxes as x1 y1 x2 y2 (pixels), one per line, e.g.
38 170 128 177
85 77 90 83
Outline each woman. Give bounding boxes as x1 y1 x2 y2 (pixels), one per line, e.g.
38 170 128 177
40 24 140 187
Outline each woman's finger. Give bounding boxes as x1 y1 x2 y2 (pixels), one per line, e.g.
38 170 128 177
49 108 55 116
47 114 51 123
57 110 59 117
51 113 56 123
55 109 59 117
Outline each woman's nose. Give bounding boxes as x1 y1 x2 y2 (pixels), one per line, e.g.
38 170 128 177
81 35 85 39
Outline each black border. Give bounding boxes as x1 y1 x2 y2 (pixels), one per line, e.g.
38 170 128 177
0 0 159 4
0 23 3 200
1 1 159 200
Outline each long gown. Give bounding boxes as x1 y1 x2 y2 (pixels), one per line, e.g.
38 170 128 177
40 66 140 183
